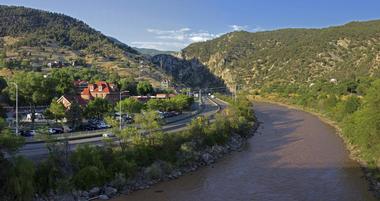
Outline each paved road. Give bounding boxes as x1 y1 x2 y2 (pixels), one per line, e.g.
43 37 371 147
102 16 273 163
17 97 224 160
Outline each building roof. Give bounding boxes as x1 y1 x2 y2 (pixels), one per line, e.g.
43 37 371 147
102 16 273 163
85 81 117 94
73 80 88 86
58 95 88 107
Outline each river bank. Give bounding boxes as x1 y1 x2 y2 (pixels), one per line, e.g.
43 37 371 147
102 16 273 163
109 101 376 201
67 124 259 201
32 97 258 201
251 96 380 198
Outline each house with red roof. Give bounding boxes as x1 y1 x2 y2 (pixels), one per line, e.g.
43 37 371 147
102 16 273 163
58 81 128 109
80 81 120 102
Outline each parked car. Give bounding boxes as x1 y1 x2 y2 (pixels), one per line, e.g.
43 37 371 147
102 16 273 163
97 121 111 129
125 116 134 124
77 124 96 131
19 130 33 137
48 127 64 134
26 113 45 121
85 124 98 131
62 126 73 133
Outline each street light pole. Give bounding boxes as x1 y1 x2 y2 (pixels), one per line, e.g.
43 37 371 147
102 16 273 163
11 82 18 135
119 90 128 130
119 91 122 130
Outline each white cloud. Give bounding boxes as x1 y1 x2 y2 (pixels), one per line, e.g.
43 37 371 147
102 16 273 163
251 26 265 32
131 41 187 51
230 24 248 31
133 25 264 51
189 32 220 42
135 27 221 50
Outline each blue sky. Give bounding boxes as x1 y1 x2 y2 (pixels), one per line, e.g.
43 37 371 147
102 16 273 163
1 0 380 50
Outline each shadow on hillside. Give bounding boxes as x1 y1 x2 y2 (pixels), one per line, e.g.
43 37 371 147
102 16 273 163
151 54 228 91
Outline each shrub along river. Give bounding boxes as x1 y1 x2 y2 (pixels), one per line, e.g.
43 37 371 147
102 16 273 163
112 102 377 201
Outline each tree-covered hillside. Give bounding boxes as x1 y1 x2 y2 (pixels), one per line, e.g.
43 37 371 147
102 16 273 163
0 5 170 87
134 47 175 57
181 20 380 90
0 6 137 53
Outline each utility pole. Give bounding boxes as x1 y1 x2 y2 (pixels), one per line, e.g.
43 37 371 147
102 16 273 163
11 82 18 135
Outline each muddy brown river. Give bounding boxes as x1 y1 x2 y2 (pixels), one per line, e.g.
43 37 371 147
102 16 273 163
112 102 378 201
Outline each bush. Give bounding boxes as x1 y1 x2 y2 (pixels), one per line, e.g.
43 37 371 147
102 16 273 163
204 114 231 146
35 157 65 195
5 156 35 201
108 157 137 180
72 166 107 190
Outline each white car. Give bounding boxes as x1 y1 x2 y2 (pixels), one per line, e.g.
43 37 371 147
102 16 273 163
97 122 111 129
102 133 115 138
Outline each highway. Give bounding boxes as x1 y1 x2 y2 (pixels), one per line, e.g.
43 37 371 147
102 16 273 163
17 97 226 160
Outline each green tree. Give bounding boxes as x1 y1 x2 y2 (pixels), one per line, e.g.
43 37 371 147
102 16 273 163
119 77 137 95
134 110 162 145
50 68 76 95
46 99 66 122
146 99 167 111
116 98 144 114
7 72 55 125
137 81 154 95
65 102 83 129
84 98 111 119
169 94 193 111
116 126 139 153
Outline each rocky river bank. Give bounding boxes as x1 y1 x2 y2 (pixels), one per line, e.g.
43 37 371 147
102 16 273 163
34 122 259 201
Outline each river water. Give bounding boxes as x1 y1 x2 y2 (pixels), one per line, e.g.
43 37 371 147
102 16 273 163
112 102 378 201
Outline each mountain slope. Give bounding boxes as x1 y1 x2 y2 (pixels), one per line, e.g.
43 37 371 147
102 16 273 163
0 5 170 87
180 20 380 90
151 54 225 88
134 47 175 57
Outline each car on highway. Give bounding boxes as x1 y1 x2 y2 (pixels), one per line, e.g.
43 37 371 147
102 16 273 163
158 110 182 119
102 133 115 138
